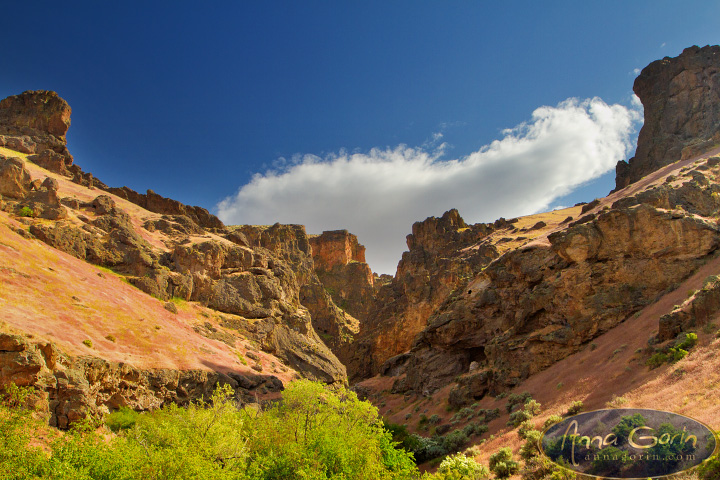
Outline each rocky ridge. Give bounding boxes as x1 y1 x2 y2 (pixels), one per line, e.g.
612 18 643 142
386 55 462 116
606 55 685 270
0 91 360 426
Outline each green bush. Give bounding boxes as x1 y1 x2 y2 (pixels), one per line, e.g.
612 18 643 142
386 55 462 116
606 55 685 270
82 339 93 348
543 414 563 428
442 429 469 452
0 381 420 480
698 453 720 480
508 409 533 427
429 414 442 425
519 429 543 460
505 392 533 413
646 351 668 368
489 447 519 479
105 406 140 432
565 400 583 416
18 206 35 218
677 332 698 350
435 452 489 480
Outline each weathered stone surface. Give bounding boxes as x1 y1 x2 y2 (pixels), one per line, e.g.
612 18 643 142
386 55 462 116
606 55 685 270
0 91 73 164
616 45 720 190
0 333 283 429
309 230 375 322
106 186 224 230
0 155 32 199
403 197 720 395
344 209 499 381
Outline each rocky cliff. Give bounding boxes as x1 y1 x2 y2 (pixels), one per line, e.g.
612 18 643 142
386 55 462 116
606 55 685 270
356 45 720 405
0 91 354 426
615 45 720 190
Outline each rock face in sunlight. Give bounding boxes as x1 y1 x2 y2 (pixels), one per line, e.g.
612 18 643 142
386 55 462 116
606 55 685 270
4 45 720 430
616 45 720 190
0 91 356 427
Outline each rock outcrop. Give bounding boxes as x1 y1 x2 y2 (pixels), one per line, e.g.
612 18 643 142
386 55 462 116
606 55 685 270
616 45 720 190
0 91 351 418
0 333 282 428
399 155 720 402
344 209 500 380
106 186 224 230
309 230 374 324
0 90 72 158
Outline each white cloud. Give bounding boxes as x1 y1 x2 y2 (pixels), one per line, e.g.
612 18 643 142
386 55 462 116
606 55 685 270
217 97 642 274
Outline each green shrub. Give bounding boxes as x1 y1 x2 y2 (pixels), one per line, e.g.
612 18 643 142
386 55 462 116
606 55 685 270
505 392 532 412
18 206 35 218
566 400 583 416
676 332 698 350
668 346 688 362
429 414 442 425
105 406 140 432
508 409 533 427
488 447 519 479
436 452 490 480
0 384 47 478
524 399 541 415
478 408 501 421
105 334 116 342
0 381 421 480
698 453 720 480
517 420 537 440
543 414 563 428
82 339 93 348
647 351 668 368
519 429 543 460
442 429 469 452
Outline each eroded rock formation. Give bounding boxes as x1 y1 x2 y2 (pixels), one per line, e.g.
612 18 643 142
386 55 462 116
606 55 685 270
616 45 720 190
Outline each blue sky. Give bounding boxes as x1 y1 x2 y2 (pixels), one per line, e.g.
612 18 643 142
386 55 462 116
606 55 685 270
3 1 720 273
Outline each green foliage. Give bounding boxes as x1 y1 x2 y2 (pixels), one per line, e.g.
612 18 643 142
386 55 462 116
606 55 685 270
646 332 698 369
612 413 646 446
0 381 419 480
0 385 47 479
677 332 698 350
489 447 519 479
18 206 35 218
505 392 533 413
543 414 563 429
519 429 542 461
429 414 442 425
236 352 248 365
521 456 575 480
82 339 93 348
668 346 688 362
105 334 116 342
442 429 469 452
508 399 541 427
104 406 140 432
434 453 489 480
478 408 500 422
698 452 720 480
508 409 533 427
565 401 583 416
517 420 537 440
646 351 669 368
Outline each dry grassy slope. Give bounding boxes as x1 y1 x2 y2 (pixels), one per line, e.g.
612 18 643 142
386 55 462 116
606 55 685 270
361 146 720 471
0 145 297 387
